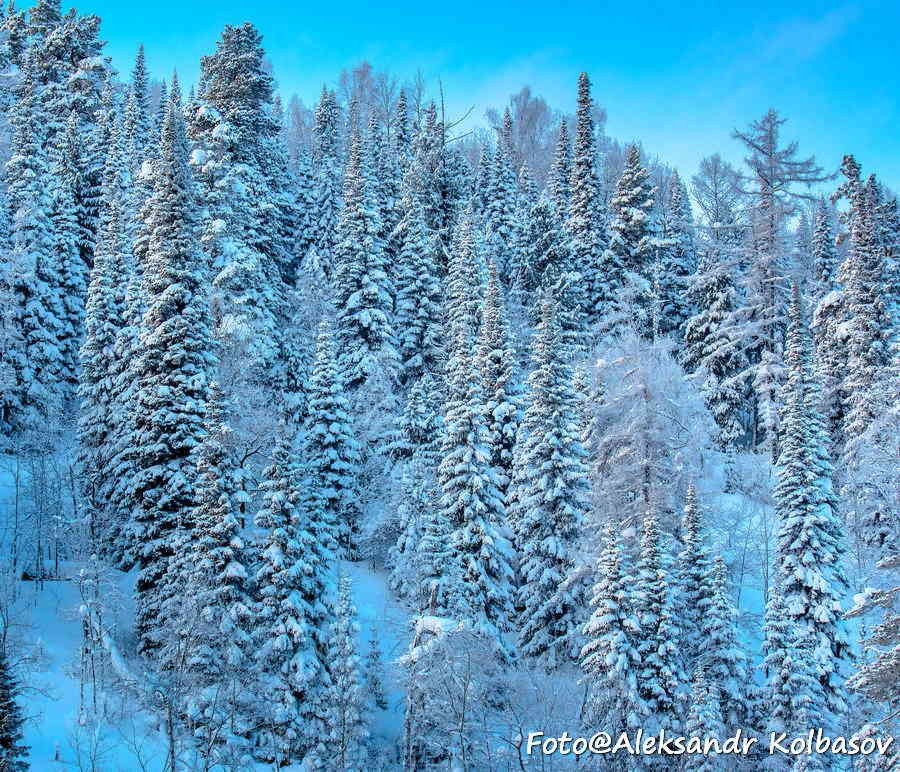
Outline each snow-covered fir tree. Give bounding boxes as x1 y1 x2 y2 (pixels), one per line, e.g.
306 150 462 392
511 295 589 667
334 127 398 389
682 249 749 450
605 143 656 333
701 555 751 731
566 72 608 328
436 259 515 643
0 646 28 772
634 514 684 735
581 525 644 734
682 667 725 772
304 320 362 558
254 426 331 765
771 283 851 731
316 574 369 771
131 83 214 655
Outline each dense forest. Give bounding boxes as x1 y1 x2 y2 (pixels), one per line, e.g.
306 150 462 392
0 1 897 769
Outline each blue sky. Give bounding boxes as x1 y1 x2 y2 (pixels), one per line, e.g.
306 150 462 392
63 0 900 190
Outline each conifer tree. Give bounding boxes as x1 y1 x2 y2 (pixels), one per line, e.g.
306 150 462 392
834 156 893 457
634 515 684 734
437 268 515 641
677 485 715 669
190 382 252 668
510 195 569 300
701 555 751 730
305 321 362 558
605 144 655 332
132 85 213 656
483 135 518 280
681 250 748 450
731 110 831 458
309 86 342 277
654 171 695 341
334 128 399 389
682 668 724 772
549 119 571 221
4 47 65 430
363 624 388 712
394 195 443 383
319 574 369 771
512 295 589 667
581 525 644 732
772 284 851 730
810 199 844 453
123 44 152 173
0 646 28 772
567 73 608 325
475 262 521 494
254 427 330 763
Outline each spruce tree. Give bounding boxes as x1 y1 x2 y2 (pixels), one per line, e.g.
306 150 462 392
834 156 893 457
304 321 361 558
676 484 715 670
772 284 851 730
475 262 521 495
566 73 608 326
700 556 751 731
654 171 695 342
682 668 724 772
319 574 369 771
512 295 589 667
634 515 684 734
0 646 28 772
605 144 655 332
132 86 213 656
394 195 443 383
581 525 644 733
254 427 330 763
681 250 748 450
363 624 388 712
189 382 252 669
549 119 571 222
437 267 515 642
810 199 844 454
334 128 399 389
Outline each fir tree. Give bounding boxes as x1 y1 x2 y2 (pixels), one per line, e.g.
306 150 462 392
0 646 28 772
701 555 751 730
254 427 330 763
436 268 515 642
682 668 724 772
772 284 851 730
834 156 893 458
549 119 571 222
475 262 521 494
132 86 213 656
605 144 655 332
654 171 695 341
676 484 715 670
394 195 443 383
634 515 684 734
682 250 748 450
304 321 362 559
566 73 608 326
512 295 589 667
363 624 388 712
189 382 252 669
334 128 399 389
581 525 644 733
319 574 369 771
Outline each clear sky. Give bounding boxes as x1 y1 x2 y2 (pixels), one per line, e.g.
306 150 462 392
54 0 900 190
